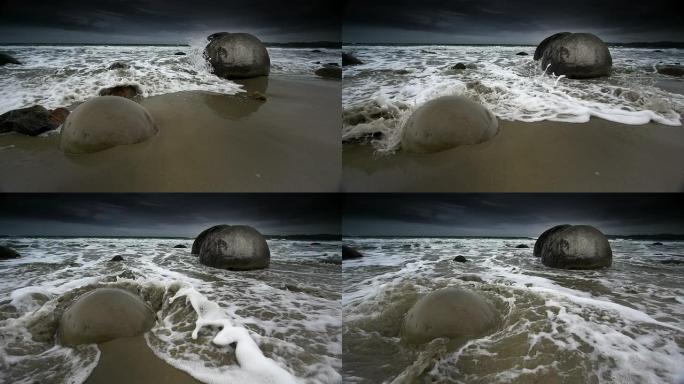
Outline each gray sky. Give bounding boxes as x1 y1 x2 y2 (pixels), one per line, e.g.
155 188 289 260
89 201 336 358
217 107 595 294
343 0 684 44
0 0 340 44
0 194 340 237
343 194 684 237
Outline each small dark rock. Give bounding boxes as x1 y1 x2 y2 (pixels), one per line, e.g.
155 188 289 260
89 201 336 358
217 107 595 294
174 52 186 55
0 105 66 136
0 52 21 66
452 63 467 70
656 65 684 77
110 255 124 262
342 53 363 66
342 246 363 260
652 242 664 246
653 50 664 53
661 259 684 265
0 246 21 260
315 66 342 80
516 52 529 56
311 49 322 53
453 255 468 263
173 244 187 248
98 84 141 99
515 244 529 249
108 62 129 70
310 242 322 246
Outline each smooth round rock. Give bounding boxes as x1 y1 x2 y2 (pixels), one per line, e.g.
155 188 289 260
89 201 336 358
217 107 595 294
204 33 270 79
192 224 231 255
58 288 155 346
536 32 612 78
59 96 158 154
537 225 612 269
401 287 497 344
198 225 270 270
533 224 571 257
401 96 498 153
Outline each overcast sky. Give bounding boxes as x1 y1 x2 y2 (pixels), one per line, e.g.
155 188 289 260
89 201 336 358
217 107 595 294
0 0 340 44
0 194 341 237
343 194 684 237
343 0 684 44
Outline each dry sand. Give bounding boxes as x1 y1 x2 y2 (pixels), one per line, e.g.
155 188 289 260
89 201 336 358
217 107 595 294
343 118 684 192
85 335 201 384
0 76 341 192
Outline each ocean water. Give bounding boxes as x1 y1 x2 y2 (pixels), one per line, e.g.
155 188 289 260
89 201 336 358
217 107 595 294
342 237 684 383
0 39 341 114
342 45 684 153
0 237 342 384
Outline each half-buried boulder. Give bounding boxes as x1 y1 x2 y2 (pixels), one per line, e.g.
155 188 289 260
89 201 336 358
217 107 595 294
59 96 158 154
0 245 21 260
198 225 270 270
57 288 155 346
401 287 498 344
204 32 270 79
192 224 231 255
401 96 498 153
535 32 612 78
342 246 363 260
535 225 612 269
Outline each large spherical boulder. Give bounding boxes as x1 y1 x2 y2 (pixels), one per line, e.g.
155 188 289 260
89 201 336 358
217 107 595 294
58 288 155 346
198 225 270 270
535 225 612 269
535 32 612 79
401 96 498 153
191 224 231 255
0 245 21 260
533 224 571 257
204 33 270 79
401 287 498 344
59 96 158 154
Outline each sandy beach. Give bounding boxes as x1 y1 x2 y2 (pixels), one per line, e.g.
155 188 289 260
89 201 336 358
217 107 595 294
0 76 341 192
86 336 201 384
343 118 684 192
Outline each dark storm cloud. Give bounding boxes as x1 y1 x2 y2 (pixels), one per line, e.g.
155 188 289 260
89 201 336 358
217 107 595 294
0 194 341 237
343 194 684 237
0 0 340 43
343 0 684 44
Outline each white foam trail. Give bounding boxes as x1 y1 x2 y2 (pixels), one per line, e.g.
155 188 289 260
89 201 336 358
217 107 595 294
169 285 300 384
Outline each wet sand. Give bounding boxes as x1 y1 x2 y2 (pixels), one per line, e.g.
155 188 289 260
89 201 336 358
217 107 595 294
343 118 684 192
86 335 201 384
0 76 341 192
